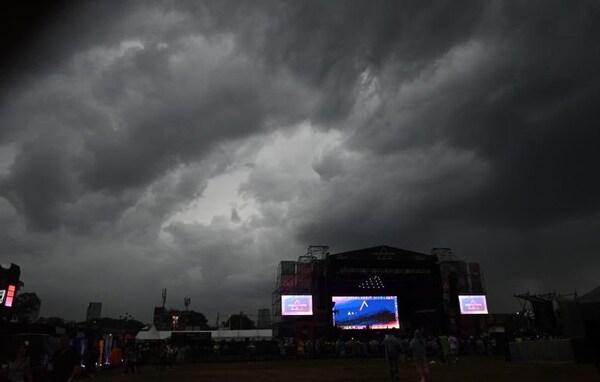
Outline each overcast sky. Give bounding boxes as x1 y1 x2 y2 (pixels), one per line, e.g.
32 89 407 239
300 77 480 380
1 0 600 323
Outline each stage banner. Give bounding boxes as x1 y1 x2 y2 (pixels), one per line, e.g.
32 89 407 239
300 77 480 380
281 275 296 293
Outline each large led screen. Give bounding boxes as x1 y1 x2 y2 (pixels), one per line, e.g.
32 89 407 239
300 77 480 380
281 295 313 316
458 295 488 315
332 296 399 329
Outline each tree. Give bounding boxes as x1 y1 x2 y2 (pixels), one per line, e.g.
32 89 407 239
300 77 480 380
185 310 209 329
93 317 144 334
13 292 41 323
222 313 256 330
38 316 66 326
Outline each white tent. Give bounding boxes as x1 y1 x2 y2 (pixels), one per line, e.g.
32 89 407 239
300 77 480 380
579 286 600 304
157 329 273 341
135 325 163 341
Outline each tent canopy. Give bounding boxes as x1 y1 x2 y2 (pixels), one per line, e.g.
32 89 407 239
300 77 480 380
158 329 273 341
135 325 162 341
579 286 600 304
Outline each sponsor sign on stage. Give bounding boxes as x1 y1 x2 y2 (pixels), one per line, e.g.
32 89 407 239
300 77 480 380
332 296 400 329
458 295 488 314
281 295 313 316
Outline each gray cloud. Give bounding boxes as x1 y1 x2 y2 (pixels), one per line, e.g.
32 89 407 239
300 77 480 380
1 0 599 320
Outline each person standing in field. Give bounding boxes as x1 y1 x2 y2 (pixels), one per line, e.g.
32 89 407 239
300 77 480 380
399 336 410 367
449 334 460 363
50 336 80 382
439 334 450 362
3 342 33 382
381 333 402 381
410 330 429 382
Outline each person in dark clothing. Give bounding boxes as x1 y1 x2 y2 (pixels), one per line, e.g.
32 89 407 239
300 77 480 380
381 333 402 381
399 336 410 367
157 343 167 371
124 346 140 374
410 330 428 382
84 340 99 377
50 336 80 382
3 342 33 382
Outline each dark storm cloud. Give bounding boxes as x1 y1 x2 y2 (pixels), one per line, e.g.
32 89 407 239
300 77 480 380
256 0 488 124
238 1 600 310
159 219 294 316
231 208 241 223
79 43 264 191
341 1 600 228
1 4 316 231
1 0 599 319
0 129 81 231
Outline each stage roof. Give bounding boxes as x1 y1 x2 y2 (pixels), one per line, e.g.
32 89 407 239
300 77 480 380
331 245 431 261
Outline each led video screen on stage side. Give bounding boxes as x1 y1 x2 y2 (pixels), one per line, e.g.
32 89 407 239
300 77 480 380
458 295 488 314
332 296 400 329
281 295 313 316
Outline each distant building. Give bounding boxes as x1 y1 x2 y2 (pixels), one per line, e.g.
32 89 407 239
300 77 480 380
153 307 173 330
86 302 102 321
257 308 271 329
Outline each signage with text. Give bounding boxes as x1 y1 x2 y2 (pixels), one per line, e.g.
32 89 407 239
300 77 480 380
458 295 488 315
281 295 313 316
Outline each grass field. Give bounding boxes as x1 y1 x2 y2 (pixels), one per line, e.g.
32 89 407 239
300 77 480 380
94 356 600 382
